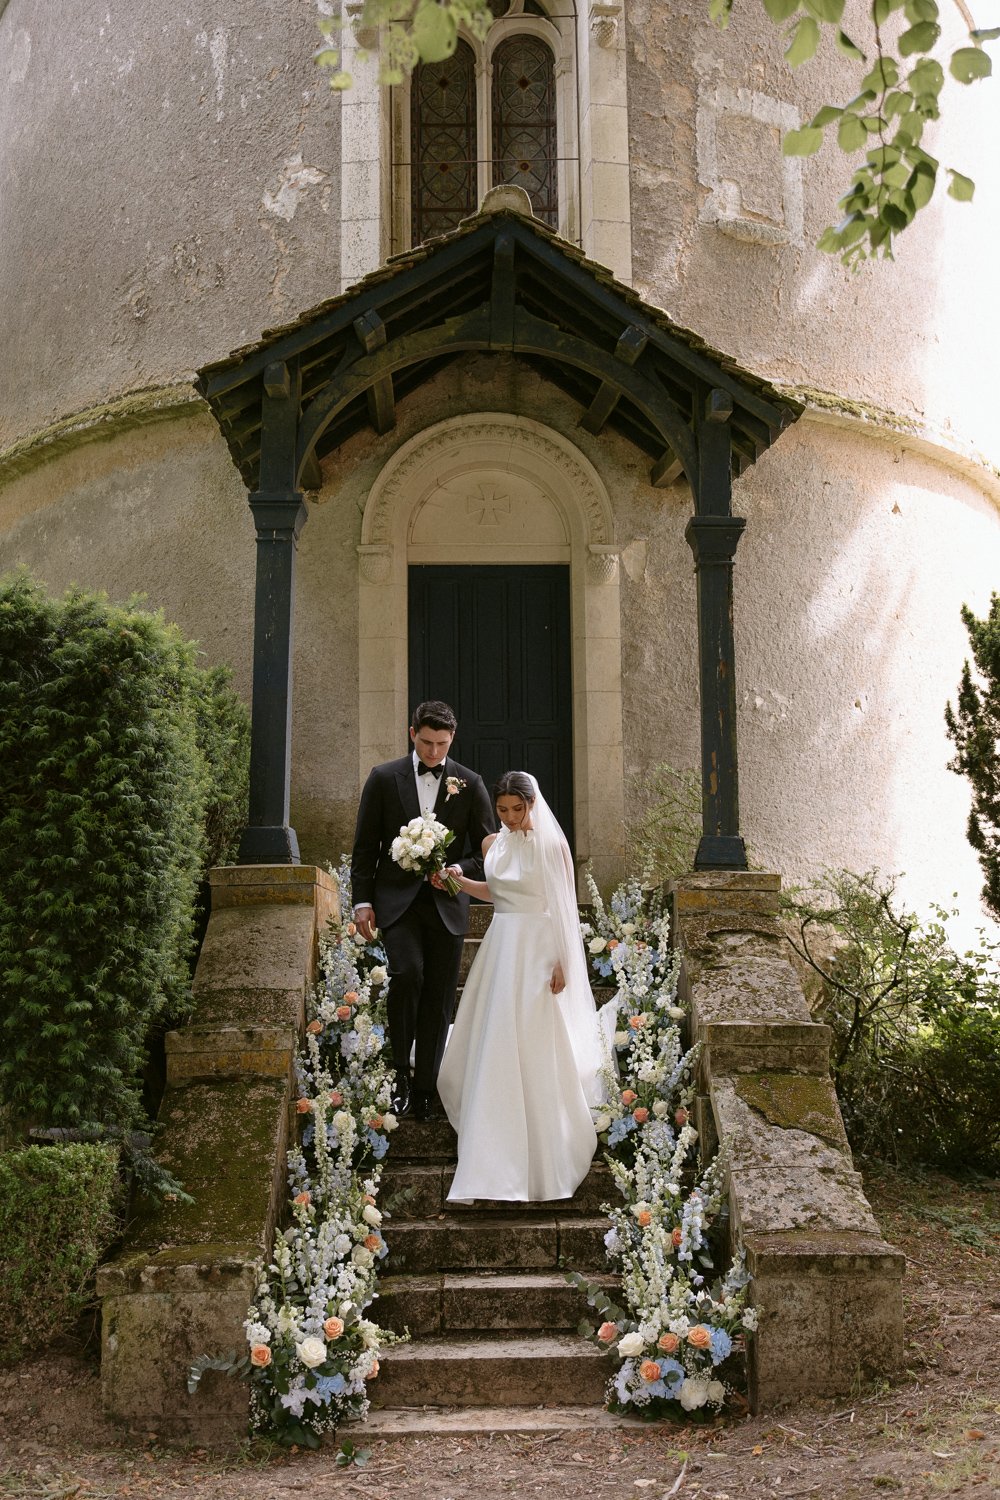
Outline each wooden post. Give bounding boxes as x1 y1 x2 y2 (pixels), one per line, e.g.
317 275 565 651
686 387 747 870
239 361 308 865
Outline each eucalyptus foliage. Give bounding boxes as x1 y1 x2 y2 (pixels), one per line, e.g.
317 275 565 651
316 0 996 267
0 573 249 1141
945 594 1000 924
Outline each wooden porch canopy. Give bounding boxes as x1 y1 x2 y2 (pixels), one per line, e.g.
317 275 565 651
197 188 802 870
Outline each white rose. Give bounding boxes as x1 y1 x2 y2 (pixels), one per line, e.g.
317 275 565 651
588 937 607 954
593 1112 612 1133
351 1244 374 1269
370 966 387 985
652 1100 670 1118
296 1336 327 1370
668 1006 686 1020
679 1377 710 1411
707 1380 726 1405
617 1332 645 1357
362 1204 383 1227
613 1030 629 1048
382 1112 399 1132
332 1110 352 1131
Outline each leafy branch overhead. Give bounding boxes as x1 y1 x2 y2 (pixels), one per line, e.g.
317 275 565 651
317 0 995 267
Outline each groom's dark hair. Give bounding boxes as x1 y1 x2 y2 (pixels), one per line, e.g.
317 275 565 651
411 699 458 733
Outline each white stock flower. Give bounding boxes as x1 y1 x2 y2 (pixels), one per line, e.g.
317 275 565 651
296 1336 327 1369
741 1308 759 1332
617 1331 645 1357
334 1233 352 1257
276 1306 295 1334
358 1319 380 1349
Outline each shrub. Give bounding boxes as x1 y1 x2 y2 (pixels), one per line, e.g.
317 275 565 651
0 1143 119 1360
782 870 1000 1174
0 572 249 1142
625 762 701 884
946 595 1000 922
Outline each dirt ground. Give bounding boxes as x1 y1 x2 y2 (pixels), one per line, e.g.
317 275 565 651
1 1165 998 1500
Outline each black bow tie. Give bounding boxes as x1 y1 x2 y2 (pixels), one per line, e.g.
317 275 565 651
418 762 444 778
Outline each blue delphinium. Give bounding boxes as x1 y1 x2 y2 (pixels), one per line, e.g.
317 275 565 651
710 1327 732 1364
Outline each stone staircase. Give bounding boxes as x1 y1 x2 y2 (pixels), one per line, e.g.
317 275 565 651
366 901 620 1432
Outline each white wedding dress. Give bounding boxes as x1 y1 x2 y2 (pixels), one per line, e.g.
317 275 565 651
437 826 603 1203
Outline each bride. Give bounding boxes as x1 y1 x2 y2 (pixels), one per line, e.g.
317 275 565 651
436 771 606 1203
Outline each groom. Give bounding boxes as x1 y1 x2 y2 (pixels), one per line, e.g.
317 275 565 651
351 700 494 1120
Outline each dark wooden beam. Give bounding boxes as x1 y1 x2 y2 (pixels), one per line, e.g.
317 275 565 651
490 231 516 348
580 324 648 434
352 310 397 435
301 452 323 490
651 448 683 487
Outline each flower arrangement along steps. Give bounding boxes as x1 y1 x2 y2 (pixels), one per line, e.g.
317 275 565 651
368 1111 617 1424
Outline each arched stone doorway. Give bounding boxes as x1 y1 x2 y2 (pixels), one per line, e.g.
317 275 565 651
357 413 623 887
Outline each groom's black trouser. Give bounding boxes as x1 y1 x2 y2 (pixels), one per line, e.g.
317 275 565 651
381 885 464 1093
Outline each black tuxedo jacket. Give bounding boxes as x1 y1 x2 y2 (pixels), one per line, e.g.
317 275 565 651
350 755 495 936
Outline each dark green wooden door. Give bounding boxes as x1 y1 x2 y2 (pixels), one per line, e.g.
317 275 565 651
408 565 574 845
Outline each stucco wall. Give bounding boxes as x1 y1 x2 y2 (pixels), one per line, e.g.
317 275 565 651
0 1 341 450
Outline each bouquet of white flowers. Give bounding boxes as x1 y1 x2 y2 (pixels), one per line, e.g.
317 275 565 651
390 814 461 896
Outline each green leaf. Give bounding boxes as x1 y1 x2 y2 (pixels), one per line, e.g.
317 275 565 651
908 57 944 96
861 56 900 92
411 0 458 63
810 104 843 127
762 0 800 16
835 29 866 60
947 170 976 201
884 89 913 118
313 48 341 67
950 47 992 84
971 28 1000 42
837 113 868 151
783 125 825 155
708 0 734 25
907 160 937 208
803 0 844 22
899 21 940 55
904 0 938 21
786 15 821 66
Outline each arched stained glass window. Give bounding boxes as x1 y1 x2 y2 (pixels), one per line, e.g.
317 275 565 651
491 35 558 228
410 39 477 245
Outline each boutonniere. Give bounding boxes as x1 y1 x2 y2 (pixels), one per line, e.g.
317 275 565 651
444 775 466 800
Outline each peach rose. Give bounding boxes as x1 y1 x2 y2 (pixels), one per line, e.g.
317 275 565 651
364 1233 382 1252
306 1019 323 1034
621 1089 637 1106
633 1107 649 1125
607 939 619 950
363 1193 376 1205
346 923 357 936
628 1014 646 1030
250 1345 272 1368
639 1359 661 1383
687 1325 712 1349
336 1005 353 1021
323 1317 345 1340
293 1191 311 1208
295 1097 312 1114
671 1227 683 1248
635 941 647 951
636 1209 652 1227
369 1359 379 1378
658 1332 679 1354
368 1114 384 1130
344 991 359 1005
328 1089 343 1106
597 1321 618 1343
675 1107 689 1127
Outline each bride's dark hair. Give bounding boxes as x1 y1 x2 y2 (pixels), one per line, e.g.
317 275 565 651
493 770 536 804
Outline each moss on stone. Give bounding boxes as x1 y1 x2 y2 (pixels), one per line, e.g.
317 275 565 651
0 382 203 482
735 1072 846 1147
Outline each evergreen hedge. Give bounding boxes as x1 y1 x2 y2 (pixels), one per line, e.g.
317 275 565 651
0 1143 120 1359
0 572 249 1140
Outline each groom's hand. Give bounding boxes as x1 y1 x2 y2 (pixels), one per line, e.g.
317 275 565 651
355 905 377 942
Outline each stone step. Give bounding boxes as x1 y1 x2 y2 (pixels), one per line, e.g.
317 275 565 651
466 902 494 937
362 1404 649 1435
376 1270 618 1336
383 1215 609 1274
370 1333 610 1409
389 1117 458 1162
458 936 481 985
381 1161 613 1220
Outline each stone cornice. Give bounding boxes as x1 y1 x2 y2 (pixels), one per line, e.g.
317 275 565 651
0 382 205 485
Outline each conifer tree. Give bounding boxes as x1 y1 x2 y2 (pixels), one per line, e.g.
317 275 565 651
945 595 1000 921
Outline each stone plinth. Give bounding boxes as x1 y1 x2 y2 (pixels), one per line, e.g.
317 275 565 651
670 871 904 1411
99 864 338 1440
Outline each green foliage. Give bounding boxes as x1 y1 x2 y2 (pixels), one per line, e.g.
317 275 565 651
0 1143 119 1360
945 595 1000 923
782 870 1000 1174
625 762 702 884
0 572 249 1141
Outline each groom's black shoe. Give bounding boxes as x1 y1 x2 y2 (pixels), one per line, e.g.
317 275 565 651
411 1088 434 1122
391 1071 411 1117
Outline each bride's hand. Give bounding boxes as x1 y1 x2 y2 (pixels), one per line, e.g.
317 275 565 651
549 963 566 995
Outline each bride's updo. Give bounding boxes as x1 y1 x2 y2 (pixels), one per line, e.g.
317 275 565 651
493 770 536 804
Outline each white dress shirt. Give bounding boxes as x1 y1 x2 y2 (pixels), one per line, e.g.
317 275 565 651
413 749 443 819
